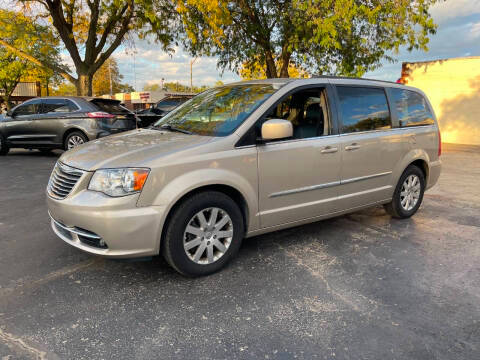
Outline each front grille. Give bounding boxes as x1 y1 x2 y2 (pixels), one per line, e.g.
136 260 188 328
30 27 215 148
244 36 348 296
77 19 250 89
47 162 84 199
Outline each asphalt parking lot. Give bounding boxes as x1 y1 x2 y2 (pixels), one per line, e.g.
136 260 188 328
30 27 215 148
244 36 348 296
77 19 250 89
0 144 479 360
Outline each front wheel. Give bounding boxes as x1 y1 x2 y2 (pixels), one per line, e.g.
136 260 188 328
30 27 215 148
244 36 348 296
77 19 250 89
384 165 425 218
162 191 244 276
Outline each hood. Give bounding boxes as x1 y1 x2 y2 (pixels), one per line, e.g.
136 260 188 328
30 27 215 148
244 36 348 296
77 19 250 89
60 129 213 171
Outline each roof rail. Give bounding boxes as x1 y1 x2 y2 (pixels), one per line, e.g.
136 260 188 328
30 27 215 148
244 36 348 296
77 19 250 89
311 75 401 85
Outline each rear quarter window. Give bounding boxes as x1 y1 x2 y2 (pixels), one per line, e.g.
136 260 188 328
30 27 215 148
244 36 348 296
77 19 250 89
337 86 391 133
390 88 434 127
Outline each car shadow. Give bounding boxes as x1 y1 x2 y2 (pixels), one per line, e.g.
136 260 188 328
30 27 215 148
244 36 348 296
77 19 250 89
7 149 63 158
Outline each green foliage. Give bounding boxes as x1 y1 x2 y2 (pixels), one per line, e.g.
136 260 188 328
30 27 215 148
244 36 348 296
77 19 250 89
0 9 63 107
0 50 30 108
6 0 178 95
144 81 207 93
177 0 439 77
52 82 77 96
92 57 134 95
143 83 162 91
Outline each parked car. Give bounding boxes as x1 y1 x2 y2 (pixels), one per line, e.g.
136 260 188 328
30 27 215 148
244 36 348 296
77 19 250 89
46 78 441 276
0 96 138 155
135 97 190 127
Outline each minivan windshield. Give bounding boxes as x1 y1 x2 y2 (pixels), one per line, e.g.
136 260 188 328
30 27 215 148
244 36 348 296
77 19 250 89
153 84 281 136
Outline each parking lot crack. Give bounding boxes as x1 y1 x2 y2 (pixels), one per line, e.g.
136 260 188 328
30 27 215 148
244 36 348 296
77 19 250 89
278 244 364 313
0 259 99 301
0 328 49 360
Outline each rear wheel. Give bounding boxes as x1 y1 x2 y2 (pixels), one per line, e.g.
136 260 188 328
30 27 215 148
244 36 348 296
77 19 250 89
384 165 425 218
64 131 87 151
162 191 244 276
0 134 9 155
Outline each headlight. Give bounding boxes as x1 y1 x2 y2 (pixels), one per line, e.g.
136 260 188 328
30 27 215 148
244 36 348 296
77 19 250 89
88 168 150 197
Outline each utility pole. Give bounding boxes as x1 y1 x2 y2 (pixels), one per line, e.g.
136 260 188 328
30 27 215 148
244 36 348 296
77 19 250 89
108 60 113 96
133 52 137 92
190 57 198 93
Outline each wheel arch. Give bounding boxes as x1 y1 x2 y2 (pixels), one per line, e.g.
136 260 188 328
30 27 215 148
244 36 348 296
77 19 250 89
393 149 431 188
409 158 429 182
159 184 251 253
62 127 88 146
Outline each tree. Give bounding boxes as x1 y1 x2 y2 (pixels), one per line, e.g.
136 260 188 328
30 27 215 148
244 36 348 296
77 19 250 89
117 83 135 93
53 82 77 96
176 0 439 78
239 57 309 80
1 0 177 96
92 57 132 95
143 83 162 91
144 81 206 93
0 9 62 108
0 51 30 109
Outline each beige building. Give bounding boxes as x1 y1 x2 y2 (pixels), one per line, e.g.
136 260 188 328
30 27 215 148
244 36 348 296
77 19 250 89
400 56 480 145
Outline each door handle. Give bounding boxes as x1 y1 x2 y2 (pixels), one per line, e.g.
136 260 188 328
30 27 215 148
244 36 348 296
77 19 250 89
321 146 338 154
345 143 361 151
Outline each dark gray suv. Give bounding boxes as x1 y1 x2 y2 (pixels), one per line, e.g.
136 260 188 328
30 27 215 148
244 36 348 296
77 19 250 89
0 96 138 155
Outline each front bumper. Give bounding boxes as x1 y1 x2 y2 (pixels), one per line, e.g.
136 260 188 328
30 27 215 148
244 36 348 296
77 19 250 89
47 189 166 258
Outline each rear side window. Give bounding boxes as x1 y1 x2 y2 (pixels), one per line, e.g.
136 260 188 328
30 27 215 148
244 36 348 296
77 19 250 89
390 89 434 127
42 99 78 113
337 86 391 133
90 99 130 114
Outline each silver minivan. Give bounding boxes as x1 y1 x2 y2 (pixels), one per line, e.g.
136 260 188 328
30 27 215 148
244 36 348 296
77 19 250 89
46 78 441 276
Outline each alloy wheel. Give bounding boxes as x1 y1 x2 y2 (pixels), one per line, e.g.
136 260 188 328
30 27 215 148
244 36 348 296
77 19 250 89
400 174 421 211
183 207 233 265
67 135 85 149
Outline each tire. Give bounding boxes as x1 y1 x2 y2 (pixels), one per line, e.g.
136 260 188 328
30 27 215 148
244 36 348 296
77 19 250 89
0 134 9 155
162 191 245 276
384 165 425 219
64 131 88 151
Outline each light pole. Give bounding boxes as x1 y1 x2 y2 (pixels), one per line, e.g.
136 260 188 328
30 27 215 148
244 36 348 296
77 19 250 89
190 57 198 93
108 60 113 96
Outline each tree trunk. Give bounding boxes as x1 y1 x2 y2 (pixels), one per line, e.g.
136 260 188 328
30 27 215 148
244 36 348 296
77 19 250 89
4 96 11 110
77 73 93 96
279 52 291 78
265 50 278 78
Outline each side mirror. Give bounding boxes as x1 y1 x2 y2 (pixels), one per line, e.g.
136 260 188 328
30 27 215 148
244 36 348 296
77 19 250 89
6 110 14 117
261 119 293 141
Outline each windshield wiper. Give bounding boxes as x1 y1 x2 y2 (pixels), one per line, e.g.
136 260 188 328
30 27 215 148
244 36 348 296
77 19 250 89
156 124 193 135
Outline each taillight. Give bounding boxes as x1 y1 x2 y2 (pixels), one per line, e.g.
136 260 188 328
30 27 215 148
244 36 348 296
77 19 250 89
87 112 115 118
438 129 442 157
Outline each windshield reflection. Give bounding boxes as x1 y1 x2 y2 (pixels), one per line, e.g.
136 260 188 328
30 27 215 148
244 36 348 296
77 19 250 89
154 84 281 136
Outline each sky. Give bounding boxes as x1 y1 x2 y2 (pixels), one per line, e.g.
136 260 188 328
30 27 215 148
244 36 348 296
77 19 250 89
112 0 480 90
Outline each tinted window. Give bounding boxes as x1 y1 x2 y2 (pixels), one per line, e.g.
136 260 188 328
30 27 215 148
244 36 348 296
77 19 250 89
337 87 391 133
391 89 434 127
90 99 130 114
42 99 78 113
14 99 41 116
